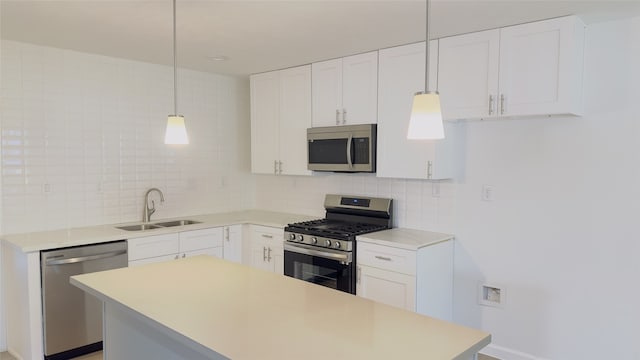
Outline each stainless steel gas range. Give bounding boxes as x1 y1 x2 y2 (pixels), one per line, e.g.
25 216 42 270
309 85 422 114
283 194 393 294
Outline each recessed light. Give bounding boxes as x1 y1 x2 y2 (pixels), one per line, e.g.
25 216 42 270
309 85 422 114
207 55 229 61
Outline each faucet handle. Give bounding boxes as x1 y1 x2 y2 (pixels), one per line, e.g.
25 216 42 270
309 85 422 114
148 200 156 216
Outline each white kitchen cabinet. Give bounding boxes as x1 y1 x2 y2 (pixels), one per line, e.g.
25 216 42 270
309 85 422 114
358 265 416 311
438 15 585 120
376 41 459 180
356 239 453 321
128 228 224 267
312 51 378 127
223 224 242 264
250 65 311 176
249 225 284 274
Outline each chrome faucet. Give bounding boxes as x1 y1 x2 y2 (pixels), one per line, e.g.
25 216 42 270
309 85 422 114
143 188 165 222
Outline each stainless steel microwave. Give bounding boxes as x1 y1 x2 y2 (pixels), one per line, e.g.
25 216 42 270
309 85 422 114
307 124 376 173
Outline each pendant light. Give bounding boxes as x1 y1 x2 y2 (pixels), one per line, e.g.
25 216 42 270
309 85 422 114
407 0 444 140
164 0 189 145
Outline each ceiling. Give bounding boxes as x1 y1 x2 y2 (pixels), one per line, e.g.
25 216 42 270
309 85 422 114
2 1 640 77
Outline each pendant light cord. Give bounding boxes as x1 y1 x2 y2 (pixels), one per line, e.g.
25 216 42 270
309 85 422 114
424 0 430 92
173 0 178 115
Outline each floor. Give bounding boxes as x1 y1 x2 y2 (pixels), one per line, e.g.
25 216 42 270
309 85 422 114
0 351 103 360
0 351 497 360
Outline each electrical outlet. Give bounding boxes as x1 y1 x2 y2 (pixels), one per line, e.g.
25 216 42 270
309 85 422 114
479 283 505 308
481 184 494 201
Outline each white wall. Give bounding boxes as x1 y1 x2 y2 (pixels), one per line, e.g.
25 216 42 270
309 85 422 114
0 41 254 234
0 40 254 351
256 17 640 360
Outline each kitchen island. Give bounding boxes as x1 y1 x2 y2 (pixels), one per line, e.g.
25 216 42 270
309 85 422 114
71 255 490 360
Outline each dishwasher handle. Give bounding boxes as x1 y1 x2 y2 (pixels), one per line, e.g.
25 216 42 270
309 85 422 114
45 250 127 266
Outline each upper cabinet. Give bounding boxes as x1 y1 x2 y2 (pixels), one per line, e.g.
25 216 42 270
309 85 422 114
438 16 585 120
312 51 378 127
377 41 459 180
250 65 312 176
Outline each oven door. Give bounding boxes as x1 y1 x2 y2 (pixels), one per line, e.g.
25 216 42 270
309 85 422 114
284 243 355 294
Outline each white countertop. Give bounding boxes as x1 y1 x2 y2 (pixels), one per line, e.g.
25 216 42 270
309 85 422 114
71 256 490 360
1 210 317 253
357 228 455 250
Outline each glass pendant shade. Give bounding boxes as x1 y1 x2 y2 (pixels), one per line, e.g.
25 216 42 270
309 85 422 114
407 91 444 140
165 115 189 144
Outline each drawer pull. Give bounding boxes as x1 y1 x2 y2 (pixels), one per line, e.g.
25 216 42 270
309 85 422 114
261 234 274 239
374 256 392 261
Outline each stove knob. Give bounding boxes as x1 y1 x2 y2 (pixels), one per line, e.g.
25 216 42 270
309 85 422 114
334 241 341 249
311 237 318 244
297 235 304 242
289 234 296 240
325 240 332 247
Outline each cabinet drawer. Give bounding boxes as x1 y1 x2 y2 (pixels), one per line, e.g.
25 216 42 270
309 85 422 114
250 225 284 249
128 233 180 261
357 242 416 275
128 253 178 267
179 227 223 252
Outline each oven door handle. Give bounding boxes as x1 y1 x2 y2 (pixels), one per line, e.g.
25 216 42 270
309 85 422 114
284 243 352 264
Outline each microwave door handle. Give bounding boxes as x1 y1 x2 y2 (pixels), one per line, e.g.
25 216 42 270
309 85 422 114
346 134 353 168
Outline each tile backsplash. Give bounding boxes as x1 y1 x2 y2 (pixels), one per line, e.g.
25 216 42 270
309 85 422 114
0 41 254 234
254 174 456 233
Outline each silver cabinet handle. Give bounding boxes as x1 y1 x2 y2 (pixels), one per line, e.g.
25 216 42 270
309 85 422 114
374 255 392 261
342 108 347 124
427 161 433 179
225 227 230 241
261 234 273 239
346 133 353 168
174 254 179 260
182 253 186 258
267 247 272 262
500 94 505 114
357 266 361 283
488 95 494 115
274 160 277 175
263 246 267 262
336 109 340 125
278 161 283 174
45 250 127 266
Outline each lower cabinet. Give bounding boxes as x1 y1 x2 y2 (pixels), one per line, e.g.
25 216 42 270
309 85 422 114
356 240 453 321
128 228 224 267
249 225 284 274
223 224 243 264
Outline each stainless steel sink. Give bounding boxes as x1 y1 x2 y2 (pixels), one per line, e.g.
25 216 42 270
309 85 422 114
154 220 201 227
116 224 163 231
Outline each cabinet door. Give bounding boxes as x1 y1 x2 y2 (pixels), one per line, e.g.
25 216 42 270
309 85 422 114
250 71 280 174
357 265 416 311
127 233 180 262
377 41 456 180
250 238 271 272
341 51 378 125
312 58 343 127
278 65 312 176
498 16 584 117
223 225 242 264
179 227 223 253
438 29 500 120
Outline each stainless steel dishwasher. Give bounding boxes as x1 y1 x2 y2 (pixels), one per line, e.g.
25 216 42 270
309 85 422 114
41 240 128 360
